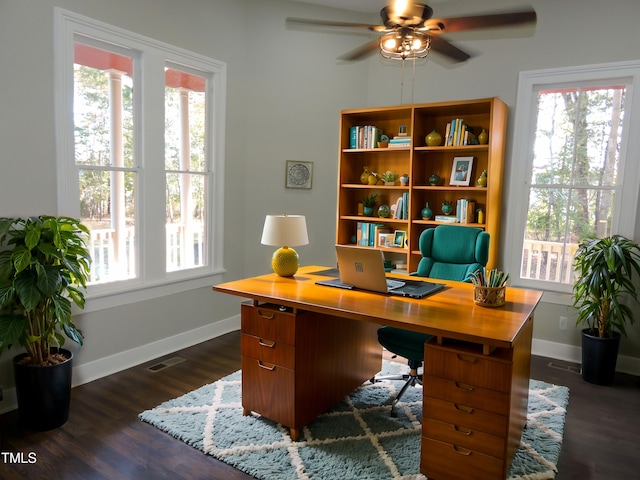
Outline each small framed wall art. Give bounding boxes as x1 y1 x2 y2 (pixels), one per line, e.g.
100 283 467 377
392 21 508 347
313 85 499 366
286 160 313 189
450 156 474 186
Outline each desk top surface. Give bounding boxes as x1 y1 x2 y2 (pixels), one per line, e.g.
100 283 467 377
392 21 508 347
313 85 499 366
213 266 543 348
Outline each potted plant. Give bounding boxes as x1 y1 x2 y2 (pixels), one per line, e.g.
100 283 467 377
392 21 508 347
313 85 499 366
361 194 378 216
572 235 640 385
0 215 91 429
380 171 399 185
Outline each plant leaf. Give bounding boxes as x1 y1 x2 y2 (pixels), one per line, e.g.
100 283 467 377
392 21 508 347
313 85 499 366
0 313 27 351
14 269 41 311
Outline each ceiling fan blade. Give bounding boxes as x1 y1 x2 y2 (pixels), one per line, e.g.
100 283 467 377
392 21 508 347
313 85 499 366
338 39 381 62
286 17 386 32
425 8 536 34
428 36 470 63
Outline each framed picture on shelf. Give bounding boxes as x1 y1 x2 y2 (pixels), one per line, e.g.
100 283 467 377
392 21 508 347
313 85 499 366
378 233 395 248
286 160 313 189
393 230 406 248
450 156 474 186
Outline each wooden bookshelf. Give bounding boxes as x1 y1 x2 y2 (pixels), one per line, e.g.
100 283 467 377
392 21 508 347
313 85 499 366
336 98 507 271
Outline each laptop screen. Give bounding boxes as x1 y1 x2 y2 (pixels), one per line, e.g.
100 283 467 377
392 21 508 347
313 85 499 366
335 245 394 294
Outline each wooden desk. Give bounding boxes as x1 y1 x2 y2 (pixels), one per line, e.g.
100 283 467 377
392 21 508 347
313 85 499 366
214 266 542 480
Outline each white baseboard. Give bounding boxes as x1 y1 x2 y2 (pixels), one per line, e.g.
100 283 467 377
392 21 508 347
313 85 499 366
532 338 640 376
2 327 636 414
0 315 240 414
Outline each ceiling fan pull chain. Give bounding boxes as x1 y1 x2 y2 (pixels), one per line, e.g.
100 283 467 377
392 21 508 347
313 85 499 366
411 54 417 104
400 58 406 104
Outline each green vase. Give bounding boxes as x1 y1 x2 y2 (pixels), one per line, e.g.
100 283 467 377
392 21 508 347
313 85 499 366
425 129 442 147
421 202 433 220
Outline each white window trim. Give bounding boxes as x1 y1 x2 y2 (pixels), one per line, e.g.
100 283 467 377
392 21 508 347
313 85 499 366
54 8 227 313
506 60 640 302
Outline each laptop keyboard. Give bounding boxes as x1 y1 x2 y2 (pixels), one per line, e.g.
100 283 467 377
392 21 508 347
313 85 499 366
386 279 405 290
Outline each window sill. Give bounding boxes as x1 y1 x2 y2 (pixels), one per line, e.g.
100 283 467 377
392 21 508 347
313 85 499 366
77 269 226 314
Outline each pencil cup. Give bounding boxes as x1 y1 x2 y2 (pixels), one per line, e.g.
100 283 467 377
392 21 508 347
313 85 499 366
473 285 506 307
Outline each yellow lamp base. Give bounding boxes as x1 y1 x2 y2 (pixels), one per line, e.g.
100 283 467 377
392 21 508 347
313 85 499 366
271 246 299 277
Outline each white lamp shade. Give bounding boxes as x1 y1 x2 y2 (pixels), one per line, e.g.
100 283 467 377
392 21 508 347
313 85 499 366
261 215 309 247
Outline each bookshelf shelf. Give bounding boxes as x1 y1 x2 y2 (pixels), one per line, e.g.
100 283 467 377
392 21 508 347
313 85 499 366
337 97 507 271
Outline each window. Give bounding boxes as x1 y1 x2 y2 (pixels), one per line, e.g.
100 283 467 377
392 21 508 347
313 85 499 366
55 9 226 307
507 61 640 295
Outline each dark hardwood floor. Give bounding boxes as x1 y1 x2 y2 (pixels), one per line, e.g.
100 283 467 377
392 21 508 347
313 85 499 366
1 330 638 479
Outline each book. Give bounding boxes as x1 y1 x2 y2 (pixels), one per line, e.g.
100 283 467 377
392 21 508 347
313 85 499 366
455 198 477 223
402 192 409 220
369 223 385 246
393 196 404 219
349 126 358 149
350 125 384 148
466 200 476 223
435 215 458 223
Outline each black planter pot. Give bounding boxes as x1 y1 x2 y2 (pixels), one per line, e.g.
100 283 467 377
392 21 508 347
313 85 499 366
13 348 73 431
581 328 620 385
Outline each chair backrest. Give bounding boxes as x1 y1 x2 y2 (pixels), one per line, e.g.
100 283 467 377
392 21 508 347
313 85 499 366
415 225 490 282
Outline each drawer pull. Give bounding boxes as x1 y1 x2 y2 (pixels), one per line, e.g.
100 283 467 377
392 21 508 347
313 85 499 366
258 361 276 371
258 338 276 348
453 425 472 436
452 445 472 456
257 309 275 320
454 403 474 414
456 354 477 364
455 381 475 391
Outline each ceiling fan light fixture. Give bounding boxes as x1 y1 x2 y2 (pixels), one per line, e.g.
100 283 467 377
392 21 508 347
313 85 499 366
383 37 398 50
379 30 430 60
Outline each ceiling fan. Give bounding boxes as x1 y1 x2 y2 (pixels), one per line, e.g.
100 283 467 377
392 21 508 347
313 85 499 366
286 1 536 62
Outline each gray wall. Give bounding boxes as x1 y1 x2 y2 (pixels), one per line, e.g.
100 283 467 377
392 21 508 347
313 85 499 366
1 0 639 406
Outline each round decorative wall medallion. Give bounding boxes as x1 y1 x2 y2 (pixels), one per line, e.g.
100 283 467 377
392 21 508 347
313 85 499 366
288 163 310 186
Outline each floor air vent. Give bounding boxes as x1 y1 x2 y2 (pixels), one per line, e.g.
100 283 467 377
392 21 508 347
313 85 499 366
147 356 186 372
547 361 581 374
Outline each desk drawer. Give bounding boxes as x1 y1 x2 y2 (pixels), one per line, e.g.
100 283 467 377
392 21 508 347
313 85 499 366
241 333 295 369
425 346 511 393
241 303 295 345
423 376 509 416
421 437 503 480
242 356 294 427
423 417 505 459
423 397 507 438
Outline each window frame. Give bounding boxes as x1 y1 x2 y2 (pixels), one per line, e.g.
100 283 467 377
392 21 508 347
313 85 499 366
54 8 227 312
506 60 640 300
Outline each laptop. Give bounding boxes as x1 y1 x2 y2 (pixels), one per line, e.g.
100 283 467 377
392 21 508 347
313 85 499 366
316 245 444 299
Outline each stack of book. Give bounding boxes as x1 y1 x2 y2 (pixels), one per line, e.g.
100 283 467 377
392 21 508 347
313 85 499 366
356 222 390 247
434 215 458 223
444 119 479 146
390 192 409 219
456 198 477 223
388 128 411 148
389 136 411 148
349 125 383 149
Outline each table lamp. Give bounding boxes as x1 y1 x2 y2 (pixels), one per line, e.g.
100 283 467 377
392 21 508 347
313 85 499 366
261 214 309 277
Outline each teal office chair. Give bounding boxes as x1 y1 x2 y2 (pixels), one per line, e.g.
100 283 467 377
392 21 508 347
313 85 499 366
377 225 490 416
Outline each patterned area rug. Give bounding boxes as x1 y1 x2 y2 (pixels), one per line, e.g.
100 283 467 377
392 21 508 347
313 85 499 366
139 361 569 480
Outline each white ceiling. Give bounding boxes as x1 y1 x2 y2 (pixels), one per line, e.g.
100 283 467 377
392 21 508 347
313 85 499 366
289 0 388 13
289 0 450 14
